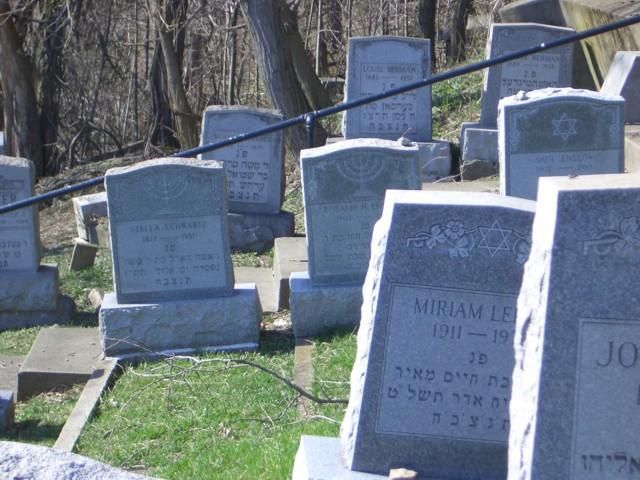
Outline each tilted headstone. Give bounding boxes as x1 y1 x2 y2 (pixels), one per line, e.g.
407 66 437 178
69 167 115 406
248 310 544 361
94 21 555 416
343 37 432 142
480 23 574 127
106 158 234 304
341 190 535 478
290 139 421 338
0 156 71 330
499 88 625 200
510 174 640 479
199 106 284 214
601 51 640 124
100 158 259 357
0 157 40 271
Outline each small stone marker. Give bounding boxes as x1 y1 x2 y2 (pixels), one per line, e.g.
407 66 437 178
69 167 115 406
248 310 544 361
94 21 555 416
69 238 98 271
0 156 71 330
343 37 432 142
100 158 260 357
510 174 640 479
480 23 574 128
72 192 108 245
341 190 535 478
199 106 284 214
601 51 640 124
499 88 625 200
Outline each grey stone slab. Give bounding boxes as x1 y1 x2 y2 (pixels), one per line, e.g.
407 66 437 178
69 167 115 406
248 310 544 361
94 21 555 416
0 296 73 331
0 441 156 479
69 238 98 271
292 436 387 480
273 236 308 310
105 158 234 303
601 51 640 124
0 356 22 396
199 106 284 214
462 127 498 163
72 192 108 242
423 179 500 193
0 390 14 431
461 159 499 181
0 156 40 271
509 174 640 479
17 327 102 401
626 124 640 173
228 210 294 252
499 0 564 25
99 285 260 357
289 271 362 338
341 190 535 478
417 141 452 182
499 88 625 200
0 264 59 311
301 138 421 286
480 23 575 127
343 37 432 141
234 266 277 313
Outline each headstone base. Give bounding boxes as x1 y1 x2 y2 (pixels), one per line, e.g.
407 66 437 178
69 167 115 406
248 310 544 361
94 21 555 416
460 126 498 181
229 210 295 252
416 141 452 182
0 297 74 331
273 236 308 310
0 390 14 431
292 435 386 480
289 271 362 338
99 284 261 358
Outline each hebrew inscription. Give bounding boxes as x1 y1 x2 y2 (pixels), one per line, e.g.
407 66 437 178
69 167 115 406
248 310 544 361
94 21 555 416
376 284 517 443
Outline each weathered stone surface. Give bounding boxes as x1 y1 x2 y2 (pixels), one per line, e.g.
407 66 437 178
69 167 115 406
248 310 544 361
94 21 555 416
509 174 640 479
417 141 452 181
72 192 108 243
461 127 499 180
499 88 624 200
301 138 421 286
601 51 640 124
341 190 535 478
17 327 102 401
343 37 432 141
289 271 362 338
0 356 22 396
0 156 40 271
292 436 386 480
0 296 73 331
461 159 499 181
228 210 294 252
0 441 155 479
626 125 640 173
480 23 574 127
273 236 308 310
234 266 277 313
559 0 640 88
199 106 284 214
0 265 59 311
99 285 260 357
69 238 98 271
105 158 234 303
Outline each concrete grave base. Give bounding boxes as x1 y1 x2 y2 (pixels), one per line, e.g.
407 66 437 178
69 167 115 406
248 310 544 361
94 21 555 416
228 210 295 252
273 236 308 310
289 271 362 338
460 126 498 181
234 266 277 313
0 390 14 431
0 265 60 311
416 140 452 182
99 284 261 357
292 436 386 480
17 327 103 401
0 356 22 396
0 294 74 332
0 441 155 479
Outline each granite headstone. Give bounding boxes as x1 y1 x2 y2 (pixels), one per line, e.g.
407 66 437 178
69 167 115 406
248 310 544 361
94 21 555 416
509 174 640 479
480 23 574 127
499 88 625 200
341 190 535 478
343 37 432 142
601 51 640 124
199 106 284 214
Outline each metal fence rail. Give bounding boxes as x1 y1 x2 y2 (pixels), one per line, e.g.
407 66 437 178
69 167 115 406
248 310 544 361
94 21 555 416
1 14 640 216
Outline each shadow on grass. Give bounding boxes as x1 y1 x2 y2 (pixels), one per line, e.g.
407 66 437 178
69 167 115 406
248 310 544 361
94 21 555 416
0 419 65 445
69 311 99 328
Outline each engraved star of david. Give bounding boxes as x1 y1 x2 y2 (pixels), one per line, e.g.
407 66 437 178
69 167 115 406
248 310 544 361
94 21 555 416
552 113 577 141
477 219 512 257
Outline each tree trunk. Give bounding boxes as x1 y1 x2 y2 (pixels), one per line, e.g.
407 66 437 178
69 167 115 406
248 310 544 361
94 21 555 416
0 0 44 175
417 0 437 69
150 0 198 149
239 0 328 153
446 0 473 63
